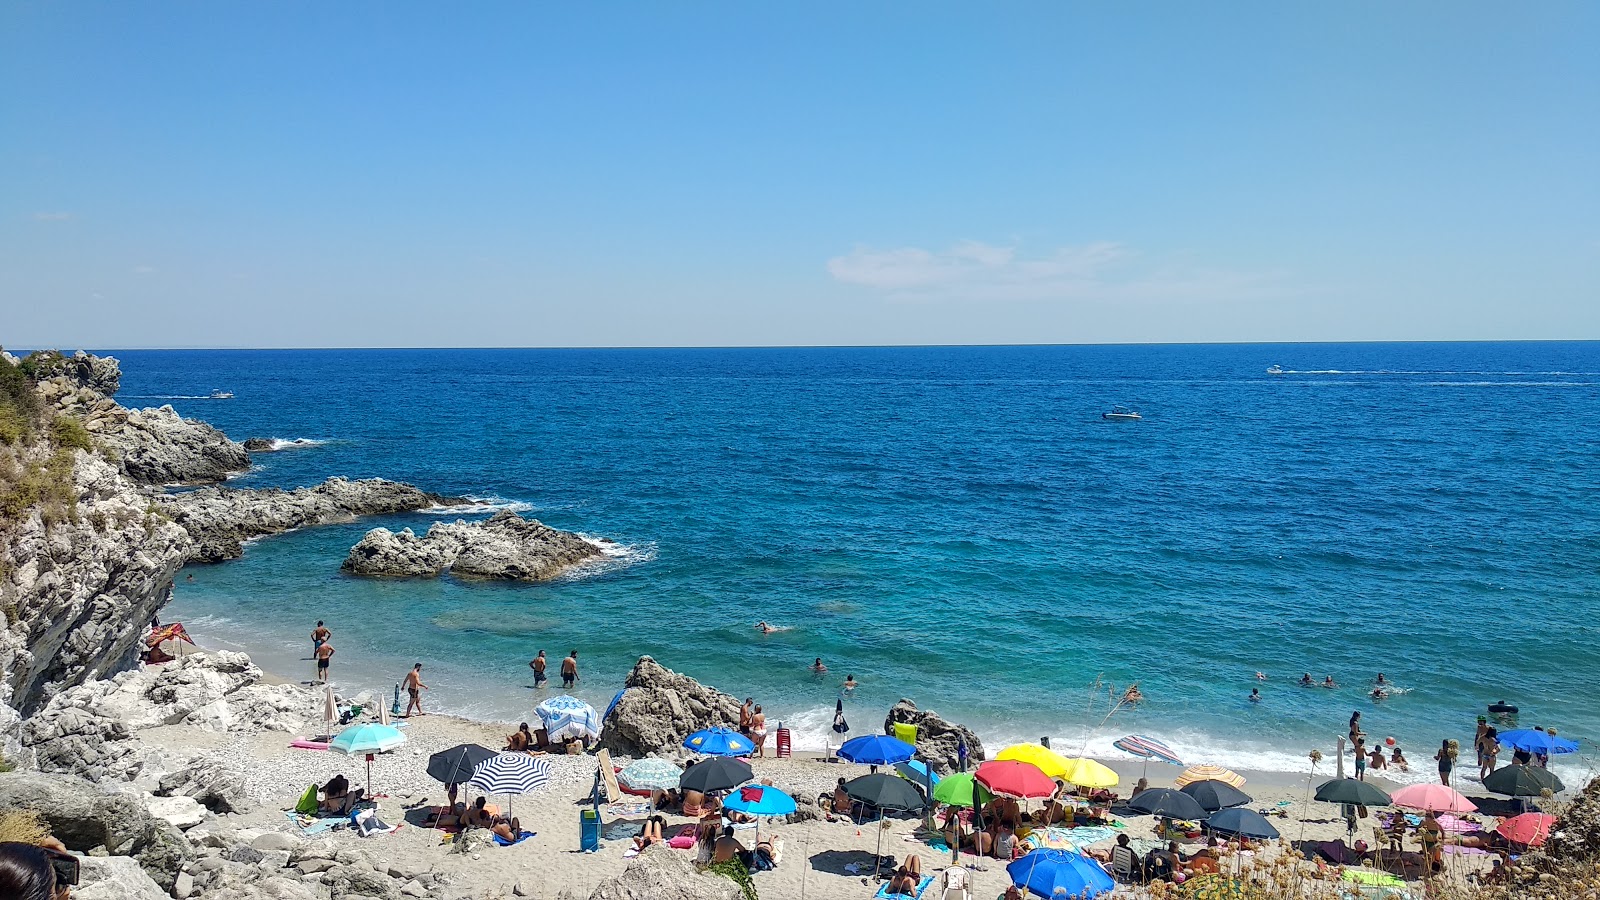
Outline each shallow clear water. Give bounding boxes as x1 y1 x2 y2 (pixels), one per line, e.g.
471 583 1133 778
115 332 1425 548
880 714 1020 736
114 343 1600 781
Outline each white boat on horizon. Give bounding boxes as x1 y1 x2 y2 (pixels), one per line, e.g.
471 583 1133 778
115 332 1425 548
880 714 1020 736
208 389 234 399
1266 365 1285 375
1102 406 1142 421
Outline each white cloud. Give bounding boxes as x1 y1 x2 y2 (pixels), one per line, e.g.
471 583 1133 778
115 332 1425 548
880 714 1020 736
32 211 72 221
827 240 1280 304
132 265 158 275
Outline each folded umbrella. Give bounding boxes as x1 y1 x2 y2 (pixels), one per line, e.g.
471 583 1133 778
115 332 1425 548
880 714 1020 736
1483 764 1565 797
975 759 1057 800
1007 848 1115 899
838 734 916 766
683 726 755 757
678 756 753 794
1313 778 1392 807
1126 787 1208 820
1181 779 1252 812
426 743 497 786
1205 807 1280 840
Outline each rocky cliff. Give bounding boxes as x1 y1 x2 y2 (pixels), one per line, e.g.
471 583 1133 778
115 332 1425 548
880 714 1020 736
341 508 602 580
597 656 744 757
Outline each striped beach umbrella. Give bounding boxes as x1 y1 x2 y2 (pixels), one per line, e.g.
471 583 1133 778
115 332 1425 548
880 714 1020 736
468 753 553 819
535 694 601 743
1174 764 1246 789
1114 735 1183 766
619 758 683 792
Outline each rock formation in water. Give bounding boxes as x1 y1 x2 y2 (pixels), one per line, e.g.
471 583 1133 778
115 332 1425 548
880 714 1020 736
596 656 744 757
159 476 466 563
341 508 602 580
885 698 987 775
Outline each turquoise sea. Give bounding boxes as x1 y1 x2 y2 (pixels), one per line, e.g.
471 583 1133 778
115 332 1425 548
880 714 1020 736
114 344 1600 782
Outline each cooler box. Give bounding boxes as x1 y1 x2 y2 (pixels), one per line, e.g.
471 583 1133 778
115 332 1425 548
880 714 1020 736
580 808 601 852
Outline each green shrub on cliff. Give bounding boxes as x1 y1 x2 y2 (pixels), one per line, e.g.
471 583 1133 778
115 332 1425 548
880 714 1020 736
0 352 37 445
50 414 92 451
0 350 87 527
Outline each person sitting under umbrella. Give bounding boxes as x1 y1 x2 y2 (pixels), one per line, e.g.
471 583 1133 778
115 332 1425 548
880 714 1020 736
462 796 497 829
711 826 749 866
888 855 923 895
828 777 852 820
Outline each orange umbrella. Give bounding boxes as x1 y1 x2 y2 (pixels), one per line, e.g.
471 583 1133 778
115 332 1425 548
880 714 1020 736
1174 764 1246 789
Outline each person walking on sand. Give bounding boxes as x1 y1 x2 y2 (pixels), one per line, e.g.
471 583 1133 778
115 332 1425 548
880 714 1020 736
751 705 768 756
311 621 330 655
403 663 428 717
314 641 334 683
529 651 548 688
561 650 579 688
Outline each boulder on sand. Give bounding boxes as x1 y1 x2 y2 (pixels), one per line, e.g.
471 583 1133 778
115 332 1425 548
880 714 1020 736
597 657 742 758
0 771 190 890
884 699 986 775
586 846 741 900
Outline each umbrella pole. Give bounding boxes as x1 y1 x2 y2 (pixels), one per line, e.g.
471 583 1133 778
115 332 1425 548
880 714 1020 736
874 809 885 877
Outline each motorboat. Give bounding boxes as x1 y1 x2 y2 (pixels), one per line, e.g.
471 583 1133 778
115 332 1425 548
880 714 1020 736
1102 406 1142 421
208 389 234 399
1266 365 1284 375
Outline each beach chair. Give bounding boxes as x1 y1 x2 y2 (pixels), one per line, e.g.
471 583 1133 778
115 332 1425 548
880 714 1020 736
936 865 971 900
1109 843 1144 884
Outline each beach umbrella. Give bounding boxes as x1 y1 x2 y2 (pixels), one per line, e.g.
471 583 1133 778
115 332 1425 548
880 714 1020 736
321 685 338 740
683 726 755 757
329 723 406 797
996 743 1073 778
679 756 753 794
895 759 941 789
838 734 915 766
932 772 993 808
1389 783 1478 813
1483 764 1564 797
1313 778 1392 808
1181 779 1252 812
975 760 1057 800
468 752 553 819
1007 848 1115 899
845 774 926 875
1114 734 1184 782
1498 730 1579 756
426 743 496 787
1175 764 1245 789
1060 757 1119 789
619 758 683 793
1205 807 1280 840
722 784 796 846
1496 812 1556 848
1126 788 1208 820
535 694 601 743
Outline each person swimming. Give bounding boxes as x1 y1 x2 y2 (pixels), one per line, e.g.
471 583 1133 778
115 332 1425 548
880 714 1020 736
756 621 775 634
1254 671 1268 681
1300 673 1313 686
1371 686 1389 700
1323 675 1337 689
1122 683 1144 705
1249 688 1261 703
811 657 827 674
1375 673 1387 685
842 674 858 691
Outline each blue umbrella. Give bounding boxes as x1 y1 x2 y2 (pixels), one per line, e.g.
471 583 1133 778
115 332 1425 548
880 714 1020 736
1499 730 1579 756
839 734 915 766
895 759 941 789
723 784 796 847
1007 848 1115 899
683 726 755 756
1205 807 1280 839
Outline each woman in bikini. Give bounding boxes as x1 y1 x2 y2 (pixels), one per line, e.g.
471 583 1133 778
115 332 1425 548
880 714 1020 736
888 854 922 894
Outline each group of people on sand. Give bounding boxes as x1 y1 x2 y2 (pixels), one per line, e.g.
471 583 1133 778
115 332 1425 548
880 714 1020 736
926 779 1116 859
738 697 769 755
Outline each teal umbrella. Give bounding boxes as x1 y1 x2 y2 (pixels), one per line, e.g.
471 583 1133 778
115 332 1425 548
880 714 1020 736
329 723 406 796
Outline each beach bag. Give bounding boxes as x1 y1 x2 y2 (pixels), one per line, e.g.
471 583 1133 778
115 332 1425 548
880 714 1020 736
295 785 318 815
352 808 395 837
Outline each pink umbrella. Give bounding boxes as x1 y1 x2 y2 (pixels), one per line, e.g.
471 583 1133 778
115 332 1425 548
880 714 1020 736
1390 783 1478 814
1496 813 1556 848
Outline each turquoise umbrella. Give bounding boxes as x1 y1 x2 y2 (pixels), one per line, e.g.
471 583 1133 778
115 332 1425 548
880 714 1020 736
329 723 406 796
722 784 796 847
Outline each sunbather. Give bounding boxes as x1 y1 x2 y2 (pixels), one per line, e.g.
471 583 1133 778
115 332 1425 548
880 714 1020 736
632 816 665 851
492 817 524 843
505 723 531 751
462 797 496 829
888 854 922 895
318 775 351 814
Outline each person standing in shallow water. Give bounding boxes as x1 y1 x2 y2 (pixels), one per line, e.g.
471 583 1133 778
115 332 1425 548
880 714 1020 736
529 651 547 688
311 621 330 655
403 663 428 716
314 640 334 683
562 651 579 688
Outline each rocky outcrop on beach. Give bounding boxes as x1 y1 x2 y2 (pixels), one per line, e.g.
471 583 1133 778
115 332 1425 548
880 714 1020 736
159 476 467 563
0 770 193 891
341 508 602 581
885 699 986 775
597 656 743 758
571 847 742 900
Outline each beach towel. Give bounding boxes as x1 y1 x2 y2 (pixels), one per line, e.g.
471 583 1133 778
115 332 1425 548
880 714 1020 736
493 830 536 846
874 875 934 899
283 810 340 836
666 824 698 849
294 785 319 815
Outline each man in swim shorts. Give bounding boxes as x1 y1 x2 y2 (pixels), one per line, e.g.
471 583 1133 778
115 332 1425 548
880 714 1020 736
314 641 334 683
529 650 547 687
403 663 428 716
312 620 330 654
561 650 579 688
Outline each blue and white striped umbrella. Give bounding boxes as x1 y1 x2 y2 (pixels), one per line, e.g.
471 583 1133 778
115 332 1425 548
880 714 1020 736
536 694 601 743
469 753 553 796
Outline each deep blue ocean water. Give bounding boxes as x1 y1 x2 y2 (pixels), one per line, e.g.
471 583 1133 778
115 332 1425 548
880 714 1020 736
108 343 1600 780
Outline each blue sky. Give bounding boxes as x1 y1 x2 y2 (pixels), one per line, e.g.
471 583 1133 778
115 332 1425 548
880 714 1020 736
3 2 1596 347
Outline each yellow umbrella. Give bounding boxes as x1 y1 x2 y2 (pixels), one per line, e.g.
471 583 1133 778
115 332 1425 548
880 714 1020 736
1173 764 1246 789
1059 757 1119 789
995 743 1072 778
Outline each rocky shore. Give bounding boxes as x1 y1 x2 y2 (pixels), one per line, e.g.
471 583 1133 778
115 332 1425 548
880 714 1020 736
342 509 603 581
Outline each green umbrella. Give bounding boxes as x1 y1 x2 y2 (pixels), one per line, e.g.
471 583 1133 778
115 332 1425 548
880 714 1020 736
933 772 993 808
1483 764 1564 798
1313 778 1392 807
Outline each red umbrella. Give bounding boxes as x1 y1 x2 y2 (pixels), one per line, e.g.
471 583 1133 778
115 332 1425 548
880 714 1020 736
1496 813 1556 848
975 759 1056 799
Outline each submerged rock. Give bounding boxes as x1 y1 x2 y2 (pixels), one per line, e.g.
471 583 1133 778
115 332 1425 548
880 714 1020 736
158 476 465 562
597 656 743 758
341 508 602 581
885 699 986 775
